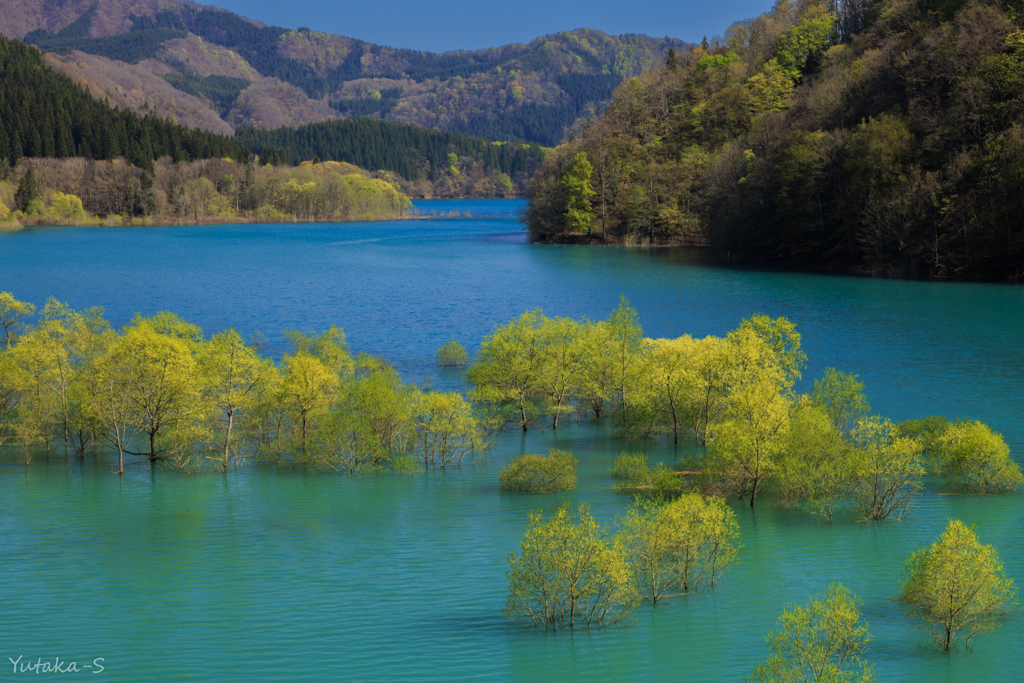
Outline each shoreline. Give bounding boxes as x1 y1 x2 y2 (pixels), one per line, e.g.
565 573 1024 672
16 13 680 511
532 233 1023 283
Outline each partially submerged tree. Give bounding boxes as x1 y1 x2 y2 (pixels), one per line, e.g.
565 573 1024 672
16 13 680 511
468 310 547 430
435 339 470 368
505 504 638 630
499 449 578 493
200 329 271 470
898 520 1018 651
750 583 875 682
931 421 1022 493
616 494 739 604
412 390 484 468
811 367 870 438
774 398 860 522
852 417 924 521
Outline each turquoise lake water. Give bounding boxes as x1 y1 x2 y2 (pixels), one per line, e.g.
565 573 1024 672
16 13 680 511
0 200 1021 681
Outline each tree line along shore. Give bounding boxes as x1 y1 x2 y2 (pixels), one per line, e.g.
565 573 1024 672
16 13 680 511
526 0 1024 279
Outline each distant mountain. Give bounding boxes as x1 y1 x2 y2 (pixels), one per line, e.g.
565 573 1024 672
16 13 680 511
0 0 688 145
0 31 246 172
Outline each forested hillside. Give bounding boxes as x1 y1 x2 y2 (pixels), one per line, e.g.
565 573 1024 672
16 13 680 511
2 0 686 144
237 120 547 197
0 33 246 170
527 0 1024 279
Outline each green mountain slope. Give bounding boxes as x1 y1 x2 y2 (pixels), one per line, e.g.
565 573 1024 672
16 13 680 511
0 32 246 170
526 0 1024 279
1 0 687 145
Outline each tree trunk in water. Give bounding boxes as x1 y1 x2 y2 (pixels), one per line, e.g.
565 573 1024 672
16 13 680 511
222 411 234 471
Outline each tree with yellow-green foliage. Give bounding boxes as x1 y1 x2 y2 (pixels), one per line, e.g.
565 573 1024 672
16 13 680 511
774 397 858 522
435 339 469 368
467 310 547 431
505 504 638 630
537 316 594 428
561 152 595 233
634 336 692 444
200 329 272 470
499 449 577 493
899 520 1018 651
0 292 36 347
703 323 794 506
851 416 924 521
811 367 870 439
412 390 484 469
113 318 204 464
750 583 875 682
616 493 739 604
931 420 1022 493
45 192 86 221
280 353 339 459
773 4 836 81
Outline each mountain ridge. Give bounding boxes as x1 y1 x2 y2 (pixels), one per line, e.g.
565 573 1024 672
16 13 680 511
0 0 688 144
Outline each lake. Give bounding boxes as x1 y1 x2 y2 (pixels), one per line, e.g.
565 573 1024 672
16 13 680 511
0 199 1020 681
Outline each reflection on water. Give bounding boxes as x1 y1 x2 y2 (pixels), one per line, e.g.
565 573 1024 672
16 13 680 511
0 201 1021 681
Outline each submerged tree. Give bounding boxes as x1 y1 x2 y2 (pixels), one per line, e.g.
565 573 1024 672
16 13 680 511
505 504 638 630
499 449 578 493
616 494 739 604
750 583 875 682
435 339 470 368
898 520 1018 651
931 421 1022 493
852 417 923 521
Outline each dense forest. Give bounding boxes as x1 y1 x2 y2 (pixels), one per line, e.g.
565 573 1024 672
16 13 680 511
0 33 247 170
527 0 1024 279
236 119 548 196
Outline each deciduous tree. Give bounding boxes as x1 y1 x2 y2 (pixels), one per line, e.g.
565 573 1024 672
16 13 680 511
505 504 638 630
750 583 875 682
898 520 1018 651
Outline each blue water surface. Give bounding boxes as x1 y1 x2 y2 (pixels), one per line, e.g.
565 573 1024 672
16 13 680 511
0 201 1021 682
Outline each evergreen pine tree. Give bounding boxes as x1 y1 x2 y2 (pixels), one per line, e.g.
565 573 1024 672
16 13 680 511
14 169 39 211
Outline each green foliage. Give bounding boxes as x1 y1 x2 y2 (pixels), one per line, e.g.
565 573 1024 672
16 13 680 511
561 152 595 233
697 51 740 71
499 448 578 493
774 6 837 80
467 310 548 430
899 520 1018 650
527 0 1024 278
701 320 797 506
610 451 649 479
412 390 485 468
616 494 739 603
747 59 795 114
0 34 247 166
931 421 1022 492
894 415 949 458
851 416 924 521
749 583 875 682
811 367 870 438
235 119 545 182
614 461 690 499
773 397 858 522
505 504 639 630
436 339 470 368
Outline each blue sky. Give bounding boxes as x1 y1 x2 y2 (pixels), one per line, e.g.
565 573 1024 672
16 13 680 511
205 0 773 53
